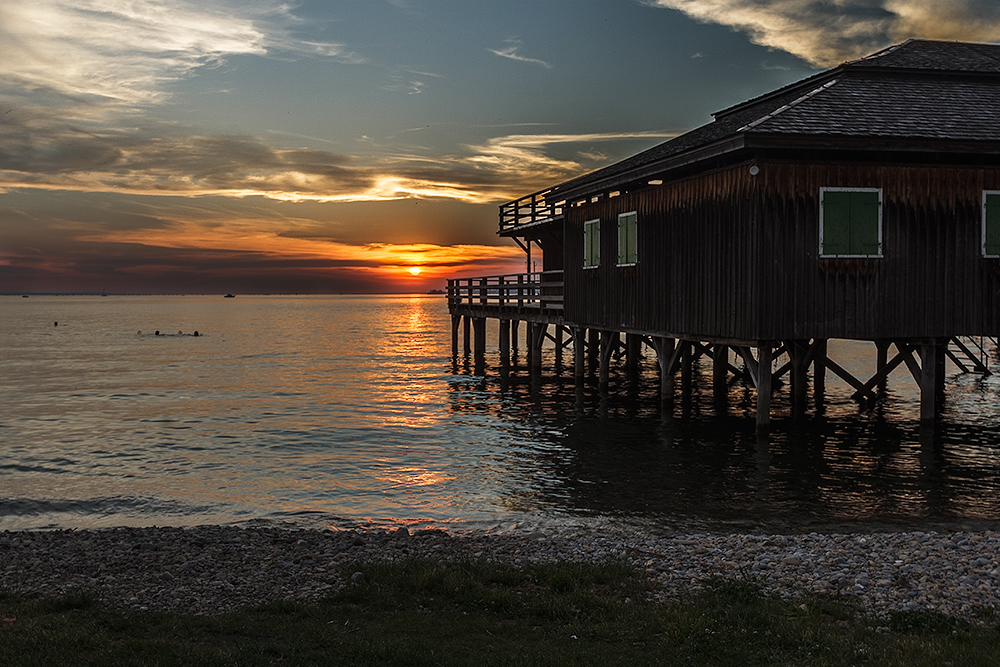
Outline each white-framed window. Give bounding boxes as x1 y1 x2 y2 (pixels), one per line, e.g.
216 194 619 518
583 219 600 268
819 187 883 258
983 191 1000 258
617 211 637 266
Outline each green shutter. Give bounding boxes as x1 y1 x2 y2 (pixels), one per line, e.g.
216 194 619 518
617 213 637 265
584 220 600 268
986 194 1000 256
617 216 625 265
626 213 637 264
849 191 880 255
822 191 853 256
822 189 880 256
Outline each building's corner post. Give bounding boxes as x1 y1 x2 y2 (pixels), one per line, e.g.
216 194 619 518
573 327 586 383
756 342 773 432
712 344 729 407
813 338 828 409
498 319 510 369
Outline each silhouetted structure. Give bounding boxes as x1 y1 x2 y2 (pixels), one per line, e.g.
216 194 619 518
449 39 1000 428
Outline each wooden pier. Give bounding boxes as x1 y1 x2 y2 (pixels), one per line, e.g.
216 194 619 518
448 273 996 429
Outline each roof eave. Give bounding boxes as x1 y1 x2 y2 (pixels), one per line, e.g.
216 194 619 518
553 134 749 203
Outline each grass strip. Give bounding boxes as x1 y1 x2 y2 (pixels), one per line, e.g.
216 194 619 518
2 559 999 666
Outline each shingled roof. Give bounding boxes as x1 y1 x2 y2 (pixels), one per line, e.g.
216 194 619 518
547 39 1000 203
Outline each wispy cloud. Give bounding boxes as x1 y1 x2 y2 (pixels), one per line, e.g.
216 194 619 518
488 39 553 68
465 131 678 189
645 0 1000 67
0 0 359 110
0 113 676 204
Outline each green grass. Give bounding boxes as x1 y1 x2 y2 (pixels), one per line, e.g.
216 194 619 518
2 560 999 666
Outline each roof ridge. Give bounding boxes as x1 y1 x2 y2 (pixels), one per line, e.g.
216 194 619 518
737 78 840 133
848 40 911 66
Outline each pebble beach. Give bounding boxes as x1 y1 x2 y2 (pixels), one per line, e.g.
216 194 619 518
2 525 999 621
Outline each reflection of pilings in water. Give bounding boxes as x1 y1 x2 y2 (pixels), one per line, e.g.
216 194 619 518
448 314 992 426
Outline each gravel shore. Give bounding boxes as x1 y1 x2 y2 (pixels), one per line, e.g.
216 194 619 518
2 525 998 620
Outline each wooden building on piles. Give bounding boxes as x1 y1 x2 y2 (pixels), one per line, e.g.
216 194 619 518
448 39 1000 429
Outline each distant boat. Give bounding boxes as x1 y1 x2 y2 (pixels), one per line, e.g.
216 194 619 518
428 289 445 295
224 294 236 298
21 295 28 298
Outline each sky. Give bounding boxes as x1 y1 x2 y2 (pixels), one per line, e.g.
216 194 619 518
2 0 999 294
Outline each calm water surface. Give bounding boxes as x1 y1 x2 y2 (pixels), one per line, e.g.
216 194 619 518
3 294 1000 534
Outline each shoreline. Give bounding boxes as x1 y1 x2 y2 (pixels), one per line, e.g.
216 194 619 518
2 524 998 620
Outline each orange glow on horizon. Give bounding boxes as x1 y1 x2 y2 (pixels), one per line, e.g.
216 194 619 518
76 223 526 290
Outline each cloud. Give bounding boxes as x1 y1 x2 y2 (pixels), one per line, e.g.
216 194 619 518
464 131 678 189
488 39 553 68
0 191 527 292
645 0 1000 66
0 106 676 204
0 0 358 109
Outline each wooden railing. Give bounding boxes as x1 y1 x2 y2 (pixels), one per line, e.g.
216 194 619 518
499 188 565 233
447 271 563 313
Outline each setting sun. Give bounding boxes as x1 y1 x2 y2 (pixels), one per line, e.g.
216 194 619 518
409 266 422 275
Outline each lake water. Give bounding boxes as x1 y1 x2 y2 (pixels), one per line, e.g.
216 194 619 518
3 294 1000 534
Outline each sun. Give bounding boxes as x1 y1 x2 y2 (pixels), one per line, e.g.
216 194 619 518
408 266 422 275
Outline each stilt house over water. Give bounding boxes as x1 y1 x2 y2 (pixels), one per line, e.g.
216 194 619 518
448 39 1000 429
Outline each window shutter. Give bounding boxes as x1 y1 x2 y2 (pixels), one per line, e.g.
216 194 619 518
822 191 852 256
626 213 637 264
617 216 626 265
986 194 1000 256
616 213 637 265
850 191 881 256
584 219 600 268
595 220 600 266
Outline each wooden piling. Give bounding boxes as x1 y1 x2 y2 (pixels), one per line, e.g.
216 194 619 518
756 342 773 432
876 340 890 394
919 342 939 422
473 317 486 373
588 328 600 369
713 344 729 406
788 339 810 413
451 315 461 356
599 330 618 391
813 338 827 408
462 316 471 356
625 333 641 380
499 319 510 368
654 336 676 407
573 327 586 382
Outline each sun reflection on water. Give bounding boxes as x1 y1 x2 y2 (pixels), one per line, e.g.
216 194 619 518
5 295 1000 533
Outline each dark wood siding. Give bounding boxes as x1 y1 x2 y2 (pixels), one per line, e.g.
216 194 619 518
564 165 762 340
564 160 1000 341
